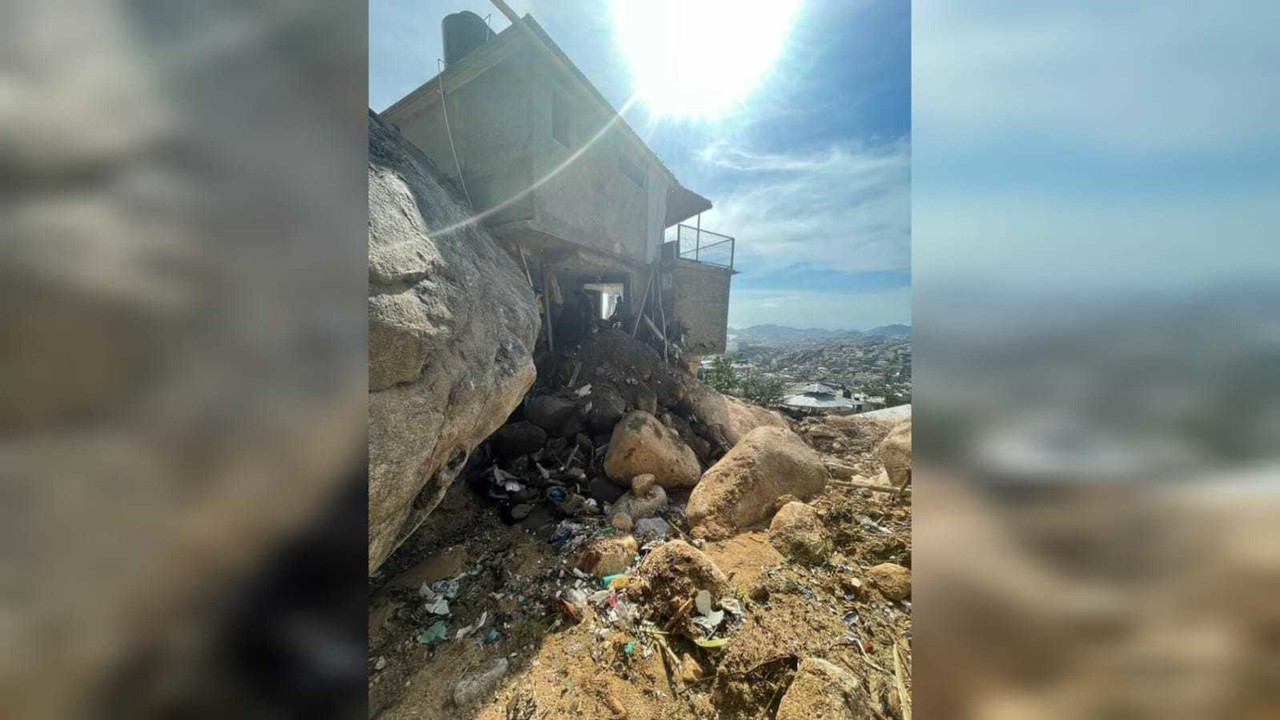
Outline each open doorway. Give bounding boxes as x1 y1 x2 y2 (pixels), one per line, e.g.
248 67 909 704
583 282 625 320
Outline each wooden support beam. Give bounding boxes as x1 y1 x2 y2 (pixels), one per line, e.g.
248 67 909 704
829 478 911 495
643 313 666 344
541 264 555 351
657 267 669 363
516 245 533 287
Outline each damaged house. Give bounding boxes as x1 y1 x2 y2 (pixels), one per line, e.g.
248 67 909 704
382 10 736 360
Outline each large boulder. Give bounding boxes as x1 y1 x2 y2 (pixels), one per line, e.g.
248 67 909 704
492 420 546 459
368 112 539 572
769 502 830 564
687 426 828 539
682 379 789 447
776 658 871 720
604 411 702 489
524 395 577 435
584 385 627 433
878 419 912 488
635 540 730 620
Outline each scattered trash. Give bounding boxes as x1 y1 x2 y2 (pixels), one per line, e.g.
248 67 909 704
694 590 712 615
416 620 448 644
368 339 912 718
421 577 461 601
692 589 726 634
784 578 816 600
860 517 895 535
455 611 488 640
558 597 585 623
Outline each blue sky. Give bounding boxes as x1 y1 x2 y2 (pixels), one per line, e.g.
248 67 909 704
370 0 912 330
913 0 1280 306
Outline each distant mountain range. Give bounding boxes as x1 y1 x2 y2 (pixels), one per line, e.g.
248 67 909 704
728 323 911 344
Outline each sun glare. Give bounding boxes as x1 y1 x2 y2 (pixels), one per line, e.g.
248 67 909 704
611 0 803 119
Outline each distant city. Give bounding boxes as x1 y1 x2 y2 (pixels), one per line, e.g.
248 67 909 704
718 324 912 408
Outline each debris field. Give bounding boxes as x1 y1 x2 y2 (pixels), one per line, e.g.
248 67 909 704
368 331 912 719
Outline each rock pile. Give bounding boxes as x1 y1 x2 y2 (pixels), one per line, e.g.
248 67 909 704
369 255 913 718
467 329 787 535
371 396 914 720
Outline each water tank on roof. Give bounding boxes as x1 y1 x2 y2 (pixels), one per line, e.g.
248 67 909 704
442 11 494 67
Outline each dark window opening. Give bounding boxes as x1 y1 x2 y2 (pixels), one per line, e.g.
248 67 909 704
551 91 571 148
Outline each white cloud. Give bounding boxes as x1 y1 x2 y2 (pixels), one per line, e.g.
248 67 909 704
695 138 910 275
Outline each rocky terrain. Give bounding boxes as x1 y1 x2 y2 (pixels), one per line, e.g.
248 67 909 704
367 112 912 719
366 333 913 718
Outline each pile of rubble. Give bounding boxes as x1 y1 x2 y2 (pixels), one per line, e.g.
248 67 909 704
369 330 913 719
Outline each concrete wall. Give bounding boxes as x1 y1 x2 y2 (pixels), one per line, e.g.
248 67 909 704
386 44 672 265
528 64 672 264
670 259 732 356
387 47 536 226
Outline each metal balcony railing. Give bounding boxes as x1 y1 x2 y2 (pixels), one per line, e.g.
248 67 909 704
668 224 735 269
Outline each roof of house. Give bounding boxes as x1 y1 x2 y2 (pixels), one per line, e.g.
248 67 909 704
384 14 711 227
781 393 857 409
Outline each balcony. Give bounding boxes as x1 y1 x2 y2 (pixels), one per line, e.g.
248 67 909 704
665 224 735 270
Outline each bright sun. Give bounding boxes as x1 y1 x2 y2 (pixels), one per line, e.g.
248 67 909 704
612 0 803 119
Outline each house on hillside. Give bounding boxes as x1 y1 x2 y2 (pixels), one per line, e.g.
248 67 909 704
381 10 736 357
780 382 866 416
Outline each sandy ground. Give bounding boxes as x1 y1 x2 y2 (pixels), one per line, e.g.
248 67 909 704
368 415 910 719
